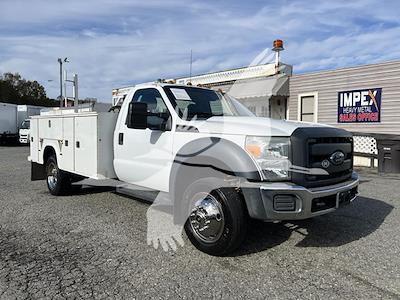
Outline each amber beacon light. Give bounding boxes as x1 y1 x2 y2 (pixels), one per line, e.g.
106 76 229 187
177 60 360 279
272 39 284 73
272 39 284 52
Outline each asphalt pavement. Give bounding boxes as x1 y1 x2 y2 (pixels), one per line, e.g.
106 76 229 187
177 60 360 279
0 146 399 299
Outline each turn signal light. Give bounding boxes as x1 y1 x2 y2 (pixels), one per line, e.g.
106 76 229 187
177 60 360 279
245 144 261 159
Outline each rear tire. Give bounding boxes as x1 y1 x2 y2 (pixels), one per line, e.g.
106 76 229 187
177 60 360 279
184 181 247 256
45 155 71 196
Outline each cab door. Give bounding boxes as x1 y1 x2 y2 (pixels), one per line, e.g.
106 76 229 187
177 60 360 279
114 88 174 192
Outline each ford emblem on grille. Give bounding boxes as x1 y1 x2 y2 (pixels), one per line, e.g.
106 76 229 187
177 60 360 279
330 151 345 165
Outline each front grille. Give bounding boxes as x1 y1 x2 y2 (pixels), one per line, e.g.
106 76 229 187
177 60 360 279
290 127 354 188
306 136 353 185
311 136 352 144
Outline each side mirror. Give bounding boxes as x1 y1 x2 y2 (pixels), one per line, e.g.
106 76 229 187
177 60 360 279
128 102 148 129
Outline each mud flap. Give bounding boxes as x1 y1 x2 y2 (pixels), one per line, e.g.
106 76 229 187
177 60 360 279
31 162 46 181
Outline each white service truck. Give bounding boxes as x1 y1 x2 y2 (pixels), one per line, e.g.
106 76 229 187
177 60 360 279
29 83 359 255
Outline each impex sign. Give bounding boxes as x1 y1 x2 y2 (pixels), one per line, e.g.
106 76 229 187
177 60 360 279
338 88 381 123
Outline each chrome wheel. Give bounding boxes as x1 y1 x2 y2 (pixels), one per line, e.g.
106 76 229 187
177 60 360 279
47 162 58 190
189 193 225 243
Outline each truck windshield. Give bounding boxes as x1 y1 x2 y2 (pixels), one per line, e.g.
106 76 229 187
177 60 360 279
163 86 253 120
20 120 30 129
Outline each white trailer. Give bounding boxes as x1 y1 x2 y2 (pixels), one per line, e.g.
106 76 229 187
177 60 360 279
0 102 18 143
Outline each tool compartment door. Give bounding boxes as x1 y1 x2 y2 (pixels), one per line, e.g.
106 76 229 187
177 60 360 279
74 115 98 177
29 118 39 162
59 117 75 172
38 117 63 140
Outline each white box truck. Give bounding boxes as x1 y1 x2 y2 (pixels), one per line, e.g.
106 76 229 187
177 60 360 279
17 105 46 144
29 83 359 255
0 103 45 144
0 102 18 144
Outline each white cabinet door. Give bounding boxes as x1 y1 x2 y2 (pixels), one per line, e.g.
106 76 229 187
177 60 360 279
74 116 98 177
30 119 39 162
38 117 63 140
59 117 74 172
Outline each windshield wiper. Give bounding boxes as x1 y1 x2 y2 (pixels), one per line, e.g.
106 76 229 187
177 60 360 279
189 112 224 118
188 112 213 119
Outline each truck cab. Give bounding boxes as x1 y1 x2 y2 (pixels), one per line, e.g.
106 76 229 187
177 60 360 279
30 83 359 255
19 119 30 144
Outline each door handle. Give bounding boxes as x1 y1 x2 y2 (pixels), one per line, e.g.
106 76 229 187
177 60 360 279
118 133 124 145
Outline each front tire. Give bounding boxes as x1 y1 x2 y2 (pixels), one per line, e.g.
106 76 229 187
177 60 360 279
45 155 71 196
184 181 247 256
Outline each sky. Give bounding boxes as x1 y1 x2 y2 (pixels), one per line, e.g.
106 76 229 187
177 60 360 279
0 0 400 102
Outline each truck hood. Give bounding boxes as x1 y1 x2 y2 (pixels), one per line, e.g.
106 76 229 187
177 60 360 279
191 116 330 137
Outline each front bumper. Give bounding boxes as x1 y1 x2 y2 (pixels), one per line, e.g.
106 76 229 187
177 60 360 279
19 135 29 144
241 172 359 221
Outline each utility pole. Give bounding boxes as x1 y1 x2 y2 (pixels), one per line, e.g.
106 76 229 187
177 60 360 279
73 74 78 108
57 57 69 107
64 70 68 107
58 58 62 107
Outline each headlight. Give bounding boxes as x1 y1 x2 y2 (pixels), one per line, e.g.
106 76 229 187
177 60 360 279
245 136 290 180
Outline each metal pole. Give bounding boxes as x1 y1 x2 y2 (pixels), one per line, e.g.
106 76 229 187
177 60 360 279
189 49 192 84
73 74 78 108
64 70 68 107
275 51 280 74
58 58 63 107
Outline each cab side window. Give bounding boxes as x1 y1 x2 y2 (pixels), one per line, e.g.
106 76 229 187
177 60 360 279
127 88 171 130
133 88 168 113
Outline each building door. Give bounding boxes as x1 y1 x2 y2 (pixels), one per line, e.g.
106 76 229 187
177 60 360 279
269 96 287 120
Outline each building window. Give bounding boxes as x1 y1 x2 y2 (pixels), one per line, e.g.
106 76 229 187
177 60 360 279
298 92 318 122
248 106 256 115
300 96 314 121
261 105 268 117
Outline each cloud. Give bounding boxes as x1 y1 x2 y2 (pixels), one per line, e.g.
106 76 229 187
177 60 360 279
0 0 399 101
